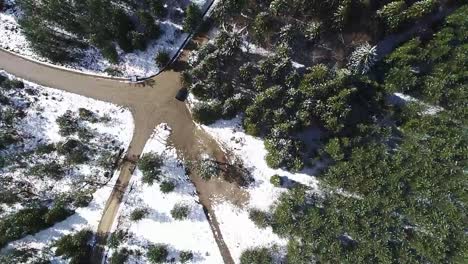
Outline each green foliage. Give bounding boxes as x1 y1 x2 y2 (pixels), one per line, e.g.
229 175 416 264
240 247 272 264
267 7 468 262
159 180 176 193
56 110 79 136
147 244 168 263
130 208 148 221
138 152 164 185
269 174 282 187
377 1 407 31
248 209 271 229
54 229 93 264
57 139 89 164
109 248 129 264
155 50 171 68
16 0 166 62
151 0 167 18
43 201 73 225
0 206 49 248
179 250 193 263
192 101 222 125
0 247 50 264
377 0 439 32
0 78 24 90
183 3 203 32
382 6 468 119
198 158 220 180
29 162 65 180
170 203 190 220
102 43 119 64
78 108 97 123
108 230 126 249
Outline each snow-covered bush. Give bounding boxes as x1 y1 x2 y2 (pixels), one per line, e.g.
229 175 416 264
159 180 176 193
179 250 194 263
170 203 190 220
138 152 164 185
198 158 220 180
270 174 283 187
248 209 271 229
155 50 171 68
130 208 148 221
348 42 377 74
108 230 126 249
109 248 130 264
147 244 169 264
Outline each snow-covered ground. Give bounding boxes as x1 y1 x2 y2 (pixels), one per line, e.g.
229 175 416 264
0 71 134 260
201 117 320 262
0 0 211 78
110 124 222 263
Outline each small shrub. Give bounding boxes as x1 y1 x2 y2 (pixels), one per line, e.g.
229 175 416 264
36 143 56 155
56 111 79 136
170 204 190 220
57 139 89 164
0 130 18 150
104 67 123 77
130 208 148 221
108 230 126 249
248 209 271 229
138 152 164 185
29 162 65 180
179 250 193 263
198 158 220 180
270 174 282 187
78 108 98 123
240 247 272 264
102 43 119 64
77 126 95 142
160 180 176 193
147 244 168 264
0 79 24 90
110 248 129 264
155 50 171 68
72 191 93 207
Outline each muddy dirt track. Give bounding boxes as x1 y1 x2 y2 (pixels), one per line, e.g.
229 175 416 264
0 49 245 264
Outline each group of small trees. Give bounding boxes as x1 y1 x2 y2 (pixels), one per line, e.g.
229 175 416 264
262 6 468 263
0 202 74 248
186 30 383 171
15 0 205 64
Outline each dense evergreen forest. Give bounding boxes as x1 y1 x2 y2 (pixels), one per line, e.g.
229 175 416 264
185 0 467 263
13 0 202 63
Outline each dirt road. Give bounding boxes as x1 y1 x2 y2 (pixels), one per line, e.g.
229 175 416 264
0 49 242 264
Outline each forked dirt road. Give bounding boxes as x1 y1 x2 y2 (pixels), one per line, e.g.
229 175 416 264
0 49 244 264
